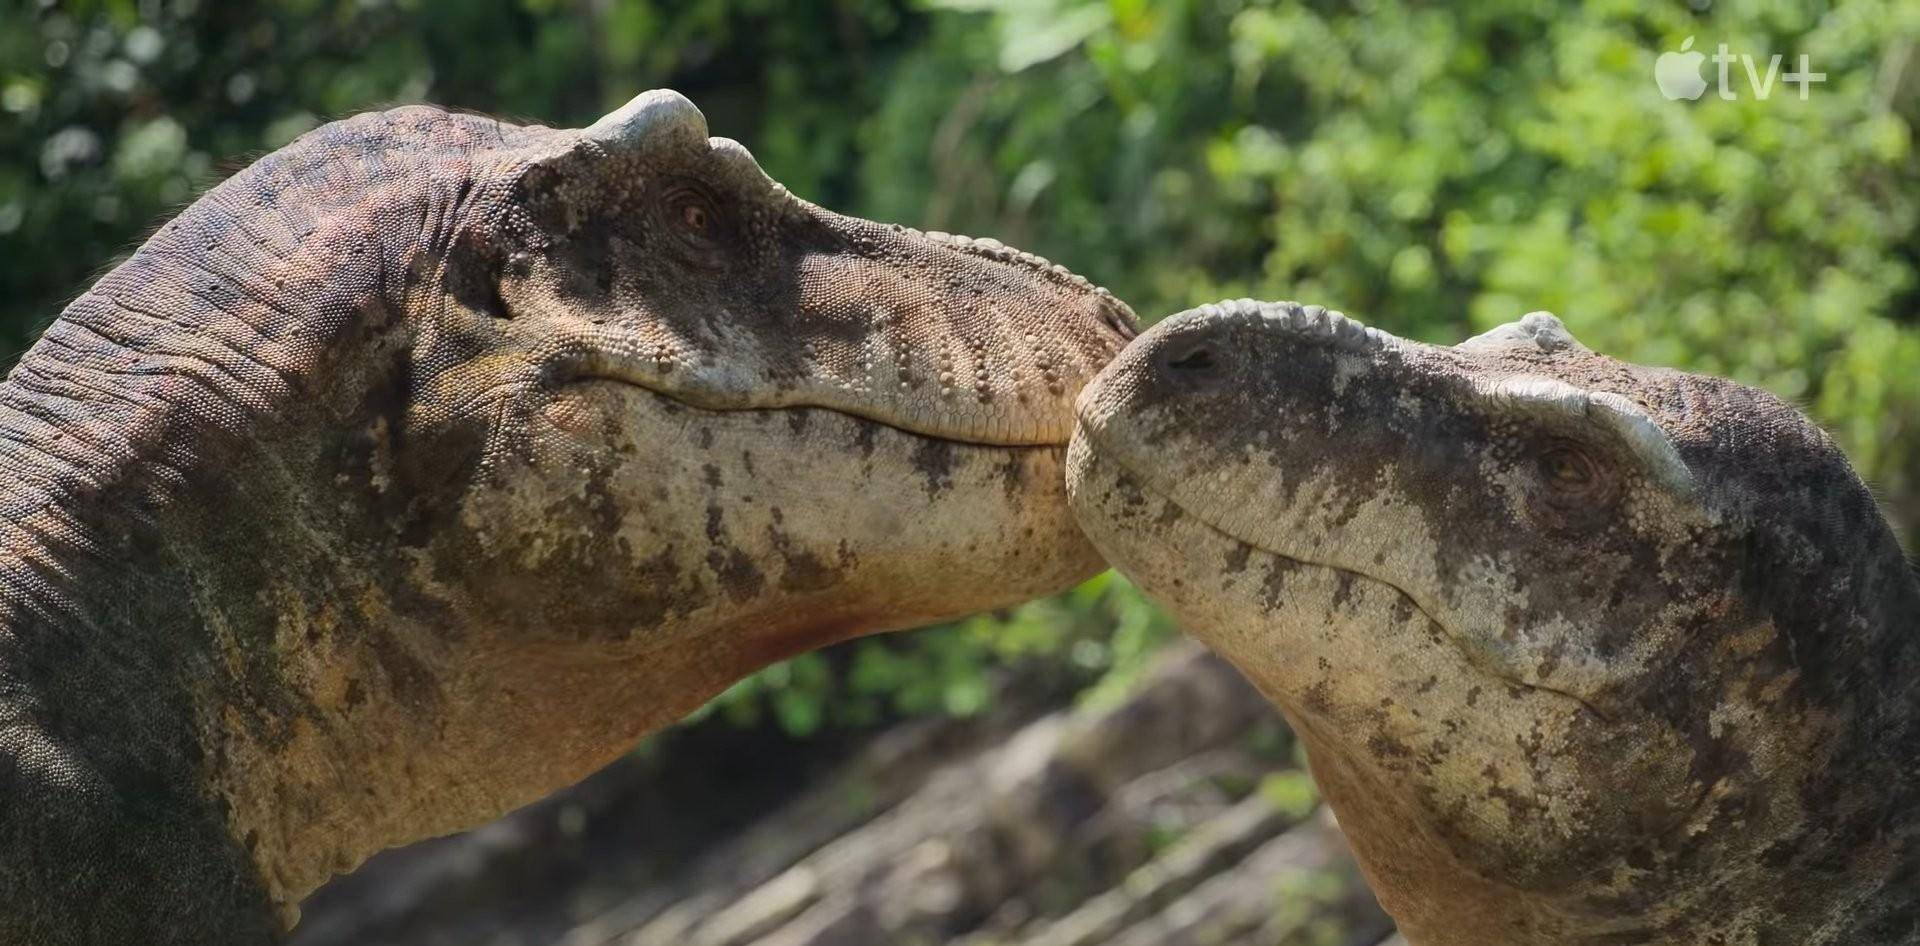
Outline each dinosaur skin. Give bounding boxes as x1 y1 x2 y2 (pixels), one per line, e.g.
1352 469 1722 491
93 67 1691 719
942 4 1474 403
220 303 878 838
0 90 1136 943
1068 300 1918 945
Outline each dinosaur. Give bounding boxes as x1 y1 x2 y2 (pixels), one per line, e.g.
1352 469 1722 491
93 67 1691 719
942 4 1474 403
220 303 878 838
1067 300 1919 945
0 89 1138 944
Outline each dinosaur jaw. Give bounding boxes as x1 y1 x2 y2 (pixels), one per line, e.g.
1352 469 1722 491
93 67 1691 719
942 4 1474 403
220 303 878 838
1062 432 1639 946
502 376 1107 661
555 364 1080 450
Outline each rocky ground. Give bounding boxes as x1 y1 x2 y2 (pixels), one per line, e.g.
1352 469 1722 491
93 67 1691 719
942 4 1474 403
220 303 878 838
296 643 1403 946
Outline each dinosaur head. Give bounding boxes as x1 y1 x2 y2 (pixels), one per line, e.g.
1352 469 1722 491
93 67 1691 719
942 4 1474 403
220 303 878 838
362 90 1133 754
450 90 1135 446
1068 300 1918 943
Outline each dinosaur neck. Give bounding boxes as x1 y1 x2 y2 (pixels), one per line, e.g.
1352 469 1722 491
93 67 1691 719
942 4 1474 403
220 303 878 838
1319 556 1920 946
0 192 442 920
1755 511 1920 944
0 107 653 925
0 333 766 920
1614 558 1920 946
0 379 310 927
1814 562 1920 945
1612 563 1920 946
0 351 423 918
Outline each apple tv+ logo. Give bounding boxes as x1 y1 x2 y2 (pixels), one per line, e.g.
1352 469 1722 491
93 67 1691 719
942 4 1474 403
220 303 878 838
1656 36 1826 101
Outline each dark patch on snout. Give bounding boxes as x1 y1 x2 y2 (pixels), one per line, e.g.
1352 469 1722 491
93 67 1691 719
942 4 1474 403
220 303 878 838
1258 557 1301 612
1331 571 1358 610
1224 541 1253 575
775 546 839 593
911 438 955 497
995 452 1028 501
700 499 767 601
1480 762 1543 823
707 546 767 601
767 507 847 594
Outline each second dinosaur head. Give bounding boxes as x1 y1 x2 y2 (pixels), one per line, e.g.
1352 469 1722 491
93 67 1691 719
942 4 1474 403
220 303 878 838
1067 299 1918 945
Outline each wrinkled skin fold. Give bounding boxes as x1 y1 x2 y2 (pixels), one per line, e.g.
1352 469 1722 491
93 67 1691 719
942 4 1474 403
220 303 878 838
1069 300 1919 946
0 90 1135 944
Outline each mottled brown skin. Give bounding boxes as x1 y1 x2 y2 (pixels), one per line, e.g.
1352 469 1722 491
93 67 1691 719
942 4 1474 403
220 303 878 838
0 90 1136 944
1069 301 1918 945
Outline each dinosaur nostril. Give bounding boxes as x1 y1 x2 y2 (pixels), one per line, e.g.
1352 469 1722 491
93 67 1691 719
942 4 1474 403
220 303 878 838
1099 298 1139 342
1157 338 1222 387
1168 347 1214 372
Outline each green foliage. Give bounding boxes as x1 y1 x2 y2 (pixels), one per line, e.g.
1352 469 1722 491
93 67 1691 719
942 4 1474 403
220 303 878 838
0 0 909 355
3 0 1915 735
689 571 1173 736
1257 770 1321 820
859 0 1920 535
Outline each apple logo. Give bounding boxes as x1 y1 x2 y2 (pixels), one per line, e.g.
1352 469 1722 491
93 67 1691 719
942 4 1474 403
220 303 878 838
1656 36 1708 100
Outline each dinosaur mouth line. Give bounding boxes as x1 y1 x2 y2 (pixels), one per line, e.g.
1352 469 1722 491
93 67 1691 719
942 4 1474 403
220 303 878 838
567 374 1073 452
1079 431 1612 723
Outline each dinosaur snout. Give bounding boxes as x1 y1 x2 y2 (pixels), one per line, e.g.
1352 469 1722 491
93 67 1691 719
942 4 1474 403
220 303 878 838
736 213 1143 447
1181 299 1386 353
1114 298 1400 404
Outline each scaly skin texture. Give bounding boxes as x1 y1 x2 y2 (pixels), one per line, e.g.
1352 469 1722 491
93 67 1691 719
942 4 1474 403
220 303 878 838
1069 300 1918 945
0 90 1136 944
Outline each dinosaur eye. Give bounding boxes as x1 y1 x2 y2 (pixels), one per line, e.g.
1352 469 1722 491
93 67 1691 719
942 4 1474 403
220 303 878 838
661 182 721 244
1537 444 1602 497
1541 447 1589 484
657 181 726 265
680 202 709 233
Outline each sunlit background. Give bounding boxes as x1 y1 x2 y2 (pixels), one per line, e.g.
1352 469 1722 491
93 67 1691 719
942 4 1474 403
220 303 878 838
3 1 1915 943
